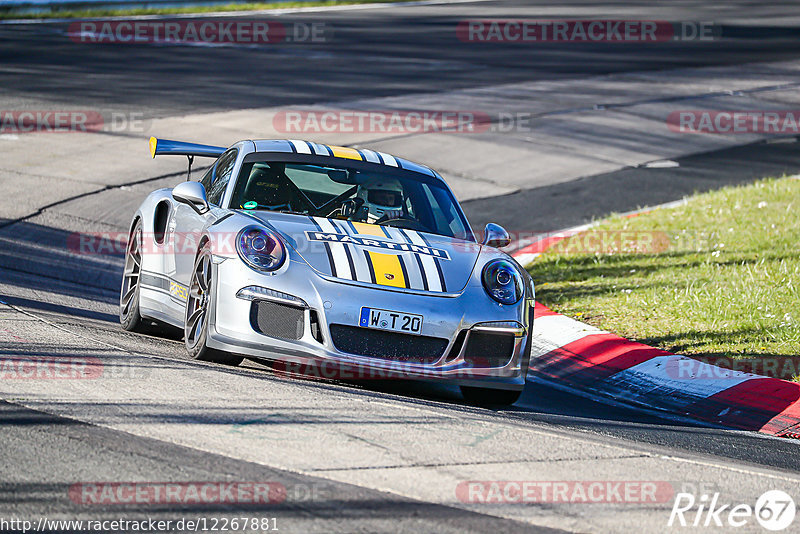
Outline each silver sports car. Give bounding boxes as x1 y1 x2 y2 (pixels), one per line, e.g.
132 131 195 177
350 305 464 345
120 137 534 404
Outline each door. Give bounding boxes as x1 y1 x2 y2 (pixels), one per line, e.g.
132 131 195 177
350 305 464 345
169 148 238 287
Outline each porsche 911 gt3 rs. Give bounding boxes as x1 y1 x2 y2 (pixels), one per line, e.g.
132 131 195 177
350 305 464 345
120 137 535 405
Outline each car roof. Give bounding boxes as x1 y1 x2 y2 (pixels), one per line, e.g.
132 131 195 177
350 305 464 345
247 139 442 180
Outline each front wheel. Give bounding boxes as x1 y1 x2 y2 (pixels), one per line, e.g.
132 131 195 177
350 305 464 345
460 386 521 406
185 245 243 366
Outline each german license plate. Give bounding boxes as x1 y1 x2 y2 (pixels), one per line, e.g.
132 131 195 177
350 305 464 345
359 307 423 335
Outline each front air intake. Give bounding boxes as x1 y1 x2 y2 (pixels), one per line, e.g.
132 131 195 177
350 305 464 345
463 331 516 368
250 300 305 340
329 324 447 364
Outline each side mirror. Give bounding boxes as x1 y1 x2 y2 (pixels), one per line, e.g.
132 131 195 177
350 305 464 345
482 223 511 249
173 181 209 214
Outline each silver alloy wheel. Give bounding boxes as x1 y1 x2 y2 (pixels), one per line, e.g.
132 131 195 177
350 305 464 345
185 252 211 349
120 225 142 320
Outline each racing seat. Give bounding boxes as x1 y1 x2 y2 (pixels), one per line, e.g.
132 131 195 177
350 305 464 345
243 165 293 210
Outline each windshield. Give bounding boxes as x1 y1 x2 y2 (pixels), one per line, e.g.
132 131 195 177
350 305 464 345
229 160 473 240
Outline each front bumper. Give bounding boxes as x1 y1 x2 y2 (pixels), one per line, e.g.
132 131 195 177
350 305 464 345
207 255 532 391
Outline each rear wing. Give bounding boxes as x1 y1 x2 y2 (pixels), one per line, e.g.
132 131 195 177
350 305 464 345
149 137 226 159
149 137 227 181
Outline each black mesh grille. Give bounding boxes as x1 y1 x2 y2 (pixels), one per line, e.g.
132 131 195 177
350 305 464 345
329 324 448 364
463 332 515 368
250 300 305 340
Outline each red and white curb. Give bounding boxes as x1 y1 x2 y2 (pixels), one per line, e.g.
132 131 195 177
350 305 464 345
512 204 800 439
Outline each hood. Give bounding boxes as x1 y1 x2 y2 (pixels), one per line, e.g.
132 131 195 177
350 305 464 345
243 212 480 293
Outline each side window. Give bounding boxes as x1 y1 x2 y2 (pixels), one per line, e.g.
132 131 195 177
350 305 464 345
206 149 237 206
199 164 214 192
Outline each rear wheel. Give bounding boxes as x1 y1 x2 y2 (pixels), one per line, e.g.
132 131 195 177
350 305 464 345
185 245 243 366
460 386 521 406
120 221 146 332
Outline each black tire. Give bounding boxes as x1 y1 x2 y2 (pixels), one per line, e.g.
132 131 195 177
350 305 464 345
460 386 521 406
460 318 531 407
185 244 243 366
120 220 147 332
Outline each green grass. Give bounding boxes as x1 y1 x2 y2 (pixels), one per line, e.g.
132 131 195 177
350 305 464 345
0 0 404 20
528 177 800 377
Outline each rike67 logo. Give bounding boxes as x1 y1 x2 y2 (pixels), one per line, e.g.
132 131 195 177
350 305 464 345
669 490 796 530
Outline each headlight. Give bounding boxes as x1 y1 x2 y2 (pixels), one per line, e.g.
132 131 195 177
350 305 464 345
236 226 285 272
481 259 523 305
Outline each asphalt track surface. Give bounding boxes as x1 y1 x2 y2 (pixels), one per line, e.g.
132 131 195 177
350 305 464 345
2 1 800 532
2 1 800 116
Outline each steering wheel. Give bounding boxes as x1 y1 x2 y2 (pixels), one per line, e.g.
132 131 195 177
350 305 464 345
312 186 360 217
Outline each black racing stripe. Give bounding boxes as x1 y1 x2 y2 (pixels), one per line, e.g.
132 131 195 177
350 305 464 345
435 259 447 292
309 216 337 277
398 255 411 289
374 151 385 164
355 149 368 162
381 227 410 288
344 221 367 280
342 243 356 280
399 229 429 291
364 250 376 284
333 220 357 279
304 141 316 154
287 140 298 153
416 254 429 291
397 228 413 243
419 232 447 292
347 220 378 281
